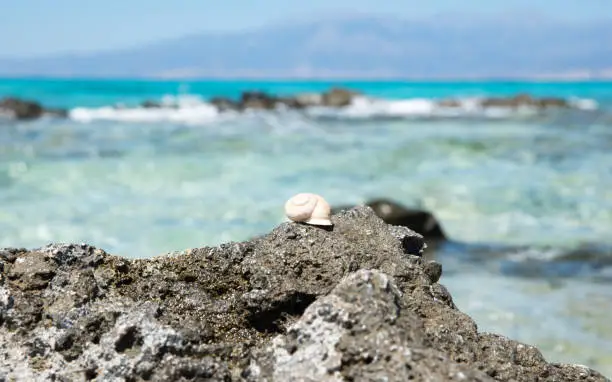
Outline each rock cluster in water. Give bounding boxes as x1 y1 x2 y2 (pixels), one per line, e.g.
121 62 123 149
0 206 608 381
1 88 578 121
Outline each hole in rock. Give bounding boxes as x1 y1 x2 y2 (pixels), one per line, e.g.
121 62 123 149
114 326 143 353
248 292 317 334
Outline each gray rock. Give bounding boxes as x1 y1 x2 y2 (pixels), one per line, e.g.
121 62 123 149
321 87 360 107
333 198 447 240
0 206 608 381
245 269 493 382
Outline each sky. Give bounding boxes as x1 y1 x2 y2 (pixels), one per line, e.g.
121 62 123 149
0 0 610 57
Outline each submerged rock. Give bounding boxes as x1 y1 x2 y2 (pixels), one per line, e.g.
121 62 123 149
0 207 608 381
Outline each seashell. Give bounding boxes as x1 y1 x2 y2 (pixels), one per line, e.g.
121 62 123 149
284 193 333 226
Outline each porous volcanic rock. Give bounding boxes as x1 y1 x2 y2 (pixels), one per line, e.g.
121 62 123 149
333 199 447 240
0 207 608 381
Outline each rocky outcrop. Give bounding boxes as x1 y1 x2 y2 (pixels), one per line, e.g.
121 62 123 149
321 87 360 107
0 207 608 381
240 91 278 110
0 97 67 120
236 87 360 111
481 93 569 108
437 94 570 110
210 97 239 112
2 90 581 122
141 100 162 108
333 198 447 240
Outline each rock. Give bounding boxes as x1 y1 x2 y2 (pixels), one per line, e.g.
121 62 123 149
333 198 447 240
322 87 360 107
0 208 608 381
246 269 493 381
240 91 277 110
538 97 569 108
293 93 323 107
141 100 161 108
275 97 304 109
513 93 534 105
210 97 239 112
0 97 68 120
480 94 570 109
438 98 462 107
0 97 43 120
480 93 533 108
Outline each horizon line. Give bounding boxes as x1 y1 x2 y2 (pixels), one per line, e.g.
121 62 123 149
1 74 612 83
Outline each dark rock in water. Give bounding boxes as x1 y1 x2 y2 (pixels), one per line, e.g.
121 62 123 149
538 97 569 108
240 91 277 110
481 93 532 108
0 97 68 120
322 87 360 107
333 198 447 240
0 97 43 120
210 97 239 112
141 100 162 108
0 207 608 381
481 94 570 109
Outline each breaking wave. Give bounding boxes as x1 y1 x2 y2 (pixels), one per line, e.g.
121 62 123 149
68 94 600 125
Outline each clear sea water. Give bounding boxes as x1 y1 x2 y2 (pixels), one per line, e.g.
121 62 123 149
1 78 611 376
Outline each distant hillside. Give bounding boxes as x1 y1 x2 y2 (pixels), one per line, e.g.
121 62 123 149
0 14 611 79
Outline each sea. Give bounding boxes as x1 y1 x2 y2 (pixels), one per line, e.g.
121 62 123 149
1 78 611 376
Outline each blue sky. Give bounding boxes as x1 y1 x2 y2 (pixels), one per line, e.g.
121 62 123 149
1 0 610 57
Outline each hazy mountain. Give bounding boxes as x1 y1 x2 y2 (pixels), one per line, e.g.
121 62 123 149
0 13 611 78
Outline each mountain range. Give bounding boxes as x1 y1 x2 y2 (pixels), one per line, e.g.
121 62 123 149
1 13 611 79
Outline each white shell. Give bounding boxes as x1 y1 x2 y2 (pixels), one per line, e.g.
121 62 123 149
284 193 333 226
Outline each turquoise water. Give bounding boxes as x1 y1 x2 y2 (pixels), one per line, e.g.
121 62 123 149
1 78 612 375
2 78 612 108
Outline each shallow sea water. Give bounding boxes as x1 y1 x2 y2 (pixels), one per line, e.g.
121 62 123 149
1 79 611 376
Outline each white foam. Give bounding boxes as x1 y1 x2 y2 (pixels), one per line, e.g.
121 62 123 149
306 96 439 119
69 95 223 125
67 94 601 124
306 95 600 120
569 97 599 110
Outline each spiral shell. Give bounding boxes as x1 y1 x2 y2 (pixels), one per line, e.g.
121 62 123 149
284 193 333 226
